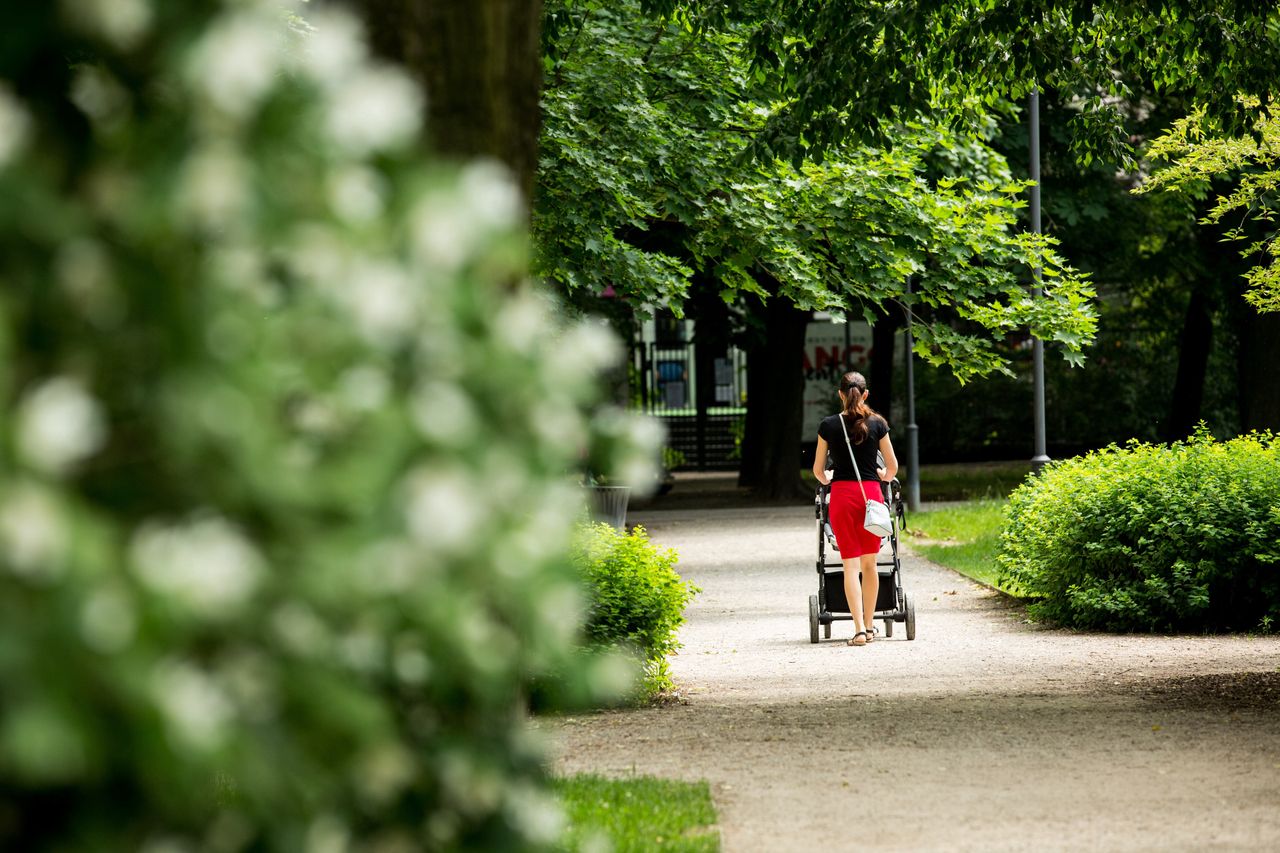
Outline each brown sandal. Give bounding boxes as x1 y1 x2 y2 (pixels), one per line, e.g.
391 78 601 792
865 626 877 643
847 631 867 647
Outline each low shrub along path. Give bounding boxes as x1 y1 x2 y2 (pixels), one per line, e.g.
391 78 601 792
548 504 1280 852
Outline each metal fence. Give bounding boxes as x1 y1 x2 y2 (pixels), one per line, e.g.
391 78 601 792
630 342 747 470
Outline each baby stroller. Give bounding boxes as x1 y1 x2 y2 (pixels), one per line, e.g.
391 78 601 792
808 473 916 642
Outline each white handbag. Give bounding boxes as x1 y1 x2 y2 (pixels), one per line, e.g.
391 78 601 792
838 414 893 538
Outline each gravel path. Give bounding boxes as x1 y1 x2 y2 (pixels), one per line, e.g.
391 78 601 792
548 505 1280 852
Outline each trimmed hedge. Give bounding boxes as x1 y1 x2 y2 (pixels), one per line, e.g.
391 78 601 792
572 524 698 694
998 432 1280 632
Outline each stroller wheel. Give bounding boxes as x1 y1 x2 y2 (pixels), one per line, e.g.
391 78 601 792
808 595 820 644
883 617 893 638
824 620 832 639
905 594 917 641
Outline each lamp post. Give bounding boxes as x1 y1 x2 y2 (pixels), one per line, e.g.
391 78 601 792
1029 88 1050 471
903 276 920 511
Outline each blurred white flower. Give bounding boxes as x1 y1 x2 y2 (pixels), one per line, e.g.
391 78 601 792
409 163 521 270
345 260 418 342
459 160 523 230
305 815 351 853
16 377 107 475
80 587 137 653
338 628 383 673
567 320 622 367
325 65 421 155
131 517 263 617
292 398 341 437
410 381 477 447
0 484 65 580
152 661 234 751
208 245 271 302
503 781 566 845
512 482 582 559
494 292 551 356
410 192 470 271
615 413 664 494
580 830 613 853
286 226 348 287
393 643 431 686
62 0 152 50
402 467 481 553
187 10 283 118
588 650 640 698
533 582 584 649
69 65 130 133
353 741 415 807
531 403 585 453
546 322 621 385
272 602 331 656
628 412 667 451
295 8 366 87
178 143 249 230
329 166 386 224
0 85 31 169
338 365 390 412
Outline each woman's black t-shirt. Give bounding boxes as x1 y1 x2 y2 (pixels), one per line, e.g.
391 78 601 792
818 413 889 482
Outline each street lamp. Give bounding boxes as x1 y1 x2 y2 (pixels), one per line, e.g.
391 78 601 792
903 276 921 511
1029 88 1050 471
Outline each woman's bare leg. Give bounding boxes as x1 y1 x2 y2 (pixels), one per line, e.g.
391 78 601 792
842 557 865 637
860 552 879 635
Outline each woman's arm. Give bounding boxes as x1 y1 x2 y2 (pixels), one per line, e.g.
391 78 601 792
812 435 831 486
877 433 899 482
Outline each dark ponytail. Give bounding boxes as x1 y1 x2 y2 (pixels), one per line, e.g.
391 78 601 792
839 371 879 443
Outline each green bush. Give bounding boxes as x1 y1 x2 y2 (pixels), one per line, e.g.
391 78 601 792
0 3 656 850
998 432 1280 631
572 524 698 694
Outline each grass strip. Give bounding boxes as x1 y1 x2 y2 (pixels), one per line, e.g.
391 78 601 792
554 773 719 852
903 499 1023 596
912 460 1033 501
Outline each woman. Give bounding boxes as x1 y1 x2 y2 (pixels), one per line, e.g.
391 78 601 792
812 371 898 646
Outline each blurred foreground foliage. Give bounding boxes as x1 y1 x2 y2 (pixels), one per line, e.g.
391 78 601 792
998 432 1280 632
0 1 656 849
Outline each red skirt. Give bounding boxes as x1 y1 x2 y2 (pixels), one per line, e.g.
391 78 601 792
829 480 886 557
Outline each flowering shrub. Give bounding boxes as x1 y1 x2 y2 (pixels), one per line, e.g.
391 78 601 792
998 432 1280 632
0 1 656 849
571 524 698 695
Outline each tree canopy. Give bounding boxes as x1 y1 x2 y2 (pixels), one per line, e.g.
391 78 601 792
1137 103 1280 313
536 0 1096 380
654 0 1280 168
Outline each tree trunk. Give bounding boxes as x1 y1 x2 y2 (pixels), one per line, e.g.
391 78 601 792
1237 309 1280 431
869 309 900 422
737 286 811 500
690 278 731 468
354 0 544 202
1161 287 1213 442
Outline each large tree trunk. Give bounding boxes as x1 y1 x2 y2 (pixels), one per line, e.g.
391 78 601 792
689 279 732 468
355 0 544 202
1161 287 1213 442
1237 309 1280 431
738 286 811 500
869 309 900 423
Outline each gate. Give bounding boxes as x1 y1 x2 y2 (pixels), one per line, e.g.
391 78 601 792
630 342 747 470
